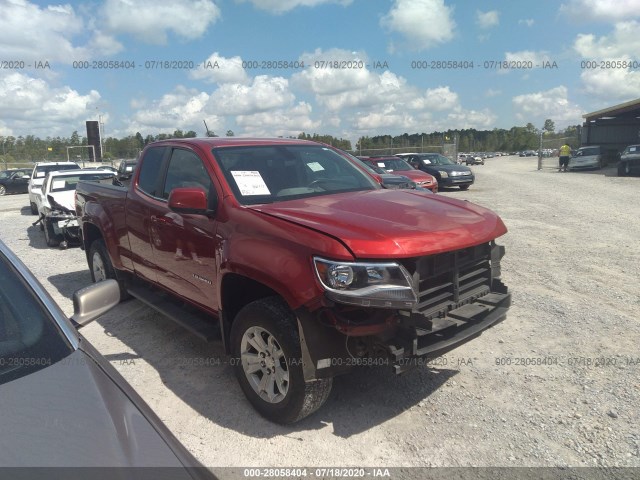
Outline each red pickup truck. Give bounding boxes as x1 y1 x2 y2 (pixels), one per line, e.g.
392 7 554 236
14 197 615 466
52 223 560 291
76 137 511 424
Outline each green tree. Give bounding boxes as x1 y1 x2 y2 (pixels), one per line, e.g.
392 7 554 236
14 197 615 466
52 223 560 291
543 119 555 134
226 130 235 137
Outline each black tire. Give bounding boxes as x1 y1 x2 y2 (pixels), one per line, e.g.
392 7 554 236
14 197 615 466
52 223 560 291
30 202 38 215
459 185 470 191
43 219 60 247
88 239 129 300
0 185 6 196
617 162 629 176
230 297 332 424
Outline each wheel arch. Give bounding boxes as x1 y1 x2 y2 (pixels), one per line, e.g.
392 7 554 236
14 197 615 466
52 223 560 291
219 273 281 353
82 222 104 265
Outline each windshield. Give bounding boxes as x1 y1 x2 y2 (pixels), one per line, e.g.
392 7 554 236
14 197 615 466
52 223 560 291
0 253 72 385
578 147 601 156
420 154 455 166
49 173 115 192
373 158 413 171
212 145 378 205
34 164 79 179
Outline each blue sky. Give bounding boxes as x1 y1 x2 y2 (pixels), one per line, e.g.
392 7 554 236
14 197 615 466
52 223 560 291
1 0 640 144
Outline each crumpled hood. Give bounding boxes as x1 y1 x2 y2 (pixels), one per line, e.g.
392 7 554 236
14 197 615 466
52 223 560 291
0 349 191 470
46 190 75 212
249 189 507 258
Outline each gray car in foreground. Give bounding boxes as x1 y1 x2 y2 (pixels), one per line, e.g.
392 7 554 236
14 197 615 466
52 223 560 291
0 239 214 479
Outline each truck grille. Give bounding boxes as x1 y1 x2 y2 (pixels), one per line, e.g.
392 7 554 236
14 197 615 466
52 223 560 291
405 242 493 318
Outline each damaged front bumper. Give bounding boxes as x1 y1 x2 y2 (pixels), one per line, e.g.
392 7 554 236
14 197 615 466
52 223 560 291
296 288 511 380
387 290 511 374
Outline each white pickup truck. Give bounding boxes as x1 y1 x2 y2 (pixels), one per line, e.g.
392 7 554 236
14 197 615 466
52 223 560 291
35 169 116 248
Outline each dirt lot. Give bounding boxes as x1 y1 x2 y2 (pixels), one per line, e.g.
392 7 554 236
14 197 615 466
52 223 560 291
0 156 639 471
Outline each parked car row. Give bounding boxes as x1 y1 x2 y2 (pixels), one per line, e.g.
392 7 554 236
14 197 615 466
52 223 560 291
395 152 475 190
357 156 438 192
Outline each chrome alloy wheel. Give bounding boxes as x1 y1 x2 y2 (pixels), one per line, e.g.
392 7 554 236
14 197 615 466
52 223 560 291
91 251 107 282
240 326 289 403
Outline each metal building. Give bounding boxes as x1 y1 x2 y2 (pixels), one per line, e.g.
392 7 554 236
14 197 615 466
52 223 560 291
582 98 640 153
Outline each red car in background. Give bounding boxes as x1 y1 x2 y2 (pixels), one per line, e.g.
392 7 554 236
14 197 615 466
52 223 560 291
359 156 438 193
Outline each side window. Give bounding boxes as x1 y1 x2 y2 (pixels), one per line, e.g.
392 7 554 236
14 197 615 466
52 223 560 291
137 147 167 197
162 149 212 200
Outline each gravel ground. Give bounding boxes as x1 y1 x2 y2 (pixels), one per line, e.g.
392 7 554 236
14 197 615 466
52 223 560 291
0 156 639 472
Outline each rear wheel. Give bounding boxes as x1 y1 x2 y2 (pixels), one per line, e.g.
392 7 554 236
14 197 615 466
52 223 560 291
0 185 6 196
88 239 129 300
230 297 332 424
30 202 38 215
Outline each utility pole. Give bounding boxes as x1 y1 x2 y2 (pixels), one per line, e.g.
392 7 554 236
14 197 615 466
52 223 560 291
538 129 543 170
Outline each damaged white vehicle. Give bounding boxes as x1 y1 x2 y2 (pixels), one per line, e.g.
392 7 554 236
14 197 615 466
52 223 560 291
34 169 117 248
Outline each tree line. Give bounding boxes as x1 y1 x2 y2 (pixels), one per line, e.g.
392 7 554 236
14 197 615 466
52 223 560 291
355 122 582 156
1 122 581 165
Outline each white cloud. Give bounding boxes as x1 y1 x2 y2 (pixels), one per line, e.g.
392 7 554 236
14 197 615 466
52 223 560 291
236 102 320 137
190 53 250 85
496 50 552 75
485 89 501 98
293 49 372 96
573 21 640 59
560 0 640 23
505 50 552 65
207 76 295 115
410 86 459 111
445 108 497 130
127 75 301 135
0 1 85 62
236 0 352 14
0 72 101 136
381 0 456 51
580 68 640 101
129 86 211 131
102 0 221 44
293 49 459 113
86 30 124 57
290 48 470 137
512 86 583 128
518 18 534 27
476 10 499 29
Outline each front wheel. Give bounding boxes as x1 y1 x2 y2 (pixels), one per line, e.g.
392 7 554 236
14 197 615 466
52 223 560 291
230 297 332 424
0 185 6 196
88 239 129 300
618 162 628 176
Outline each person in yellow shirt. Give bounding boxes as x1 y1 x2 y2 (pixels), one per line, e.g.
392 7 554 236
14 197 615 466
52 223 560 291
558 144 571 172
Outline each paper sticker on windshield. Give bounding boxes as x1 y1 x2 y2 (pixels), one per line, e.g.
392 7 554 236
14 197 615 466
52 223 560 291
306 162 324 172
231 171 271 196
126 166 133 172
52 180 66 190
377 162 386 168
